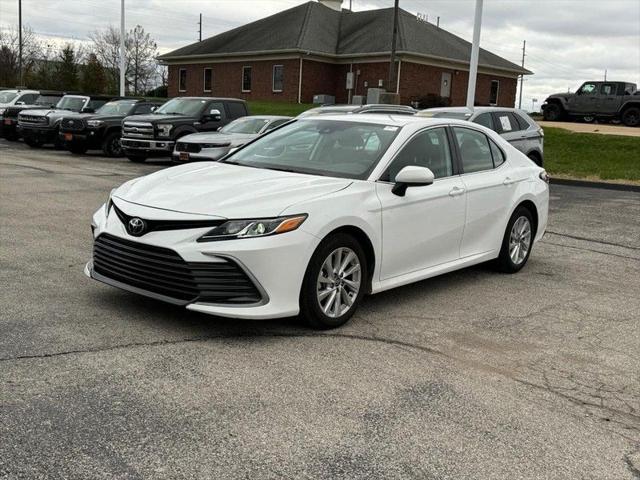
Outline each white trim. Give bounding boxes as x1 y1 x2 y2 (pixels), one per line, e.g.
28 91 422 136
178 68 187 92
241 65 252 93
396 59 402 94
203 67 212 92
298 58 303 104
490 79 500 106
272 64 284 93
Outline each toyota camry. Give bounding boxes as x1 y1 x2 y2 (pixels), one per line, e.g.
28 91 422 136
86 115 549 328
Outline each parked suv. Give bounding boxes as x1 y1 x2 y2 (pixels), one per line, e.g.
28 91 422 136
120 97 249 162
0 89 41 108
59 99 164 157
0 91 64 140
542 81 639 126
417 107 544 166
18 94 116 148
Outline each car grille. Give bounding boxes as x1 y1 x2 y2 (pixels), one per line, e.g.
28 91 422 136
123 121 154 139
61 117 86 131
93 233 262 305
18 114 47 126
175 142 202 153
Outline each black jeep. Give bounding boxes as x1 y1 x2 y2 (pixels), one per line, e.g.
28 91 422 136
120 97 249 162
59 99 164 157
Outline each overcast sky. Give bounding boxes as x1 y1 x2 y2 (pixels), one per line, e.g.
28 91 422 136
1 0 639 110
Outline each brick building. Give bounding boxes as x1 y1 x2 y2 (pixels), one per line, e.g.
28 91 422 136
158 0 531 107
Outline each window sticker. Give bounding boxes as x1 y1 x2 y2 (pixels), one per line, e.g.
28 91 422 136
499 115 512 131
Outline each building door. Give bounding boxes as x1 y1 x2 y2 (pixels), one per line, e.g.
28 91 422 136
440 72 452 98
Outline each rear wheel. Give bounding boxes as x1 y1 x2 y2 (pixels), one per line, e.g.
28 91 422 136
621 107 640 127
543 103 563 121
299 233 368 329
102 131 123 157
494 206 535 273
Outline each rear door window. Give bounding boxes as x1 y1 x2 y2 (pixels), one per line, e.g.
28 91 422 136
454 127 494 174
489 139 505 167
227 102 247 118
473 112 495 130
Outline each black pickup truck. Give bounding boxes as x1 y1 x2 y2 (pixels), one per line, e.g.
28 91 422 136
18 94 118 147
120 97 249 162
59 99 164 156
542 81 639 126
0 91 64 140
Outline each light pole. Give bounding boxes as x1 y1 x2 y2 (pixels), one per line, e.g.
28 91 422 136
18 0 23 86
388 0 399 94
466 0 483 108
120 0 126 96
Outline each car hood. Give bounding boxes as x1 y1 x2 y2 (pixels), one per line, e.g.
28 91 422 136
123 113 194 124
546 92 575 101
19 108 76 119
114 162 352 218
180 131 257 145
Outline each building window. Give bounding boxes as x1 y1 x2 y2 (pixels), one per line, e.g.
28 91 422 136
489 80 499 105
242 66 252 92
272 65 284 92
203 68 212 92
179 68 187 92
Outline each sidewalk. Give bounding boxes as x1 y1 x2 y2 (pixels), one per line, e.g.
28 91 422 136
538 121 640 137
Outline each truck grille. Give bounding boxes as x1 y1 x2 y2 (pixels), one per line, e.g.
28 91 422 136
93 234 262 305
175 142 202 153
18 115 47 126
123 121 154 139
60 117 86 132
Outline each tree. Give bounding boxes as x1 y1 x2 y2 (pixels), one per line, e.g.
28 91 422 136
0 25 42 87
54 44 81 91
128 25 158 95
81 53 107 94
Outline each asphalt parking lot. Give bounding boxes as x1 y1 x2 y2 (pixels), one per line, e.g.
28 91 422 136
1 140 639 479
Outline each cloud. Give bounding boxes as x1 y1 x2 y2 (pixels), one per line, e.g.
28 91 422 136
1 0 638 109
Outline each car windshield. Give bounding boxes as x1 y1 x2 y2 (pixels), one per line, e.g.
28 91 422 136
222 119 401 180
155 98 207 116
35 95 62 106
221 117 270 134
420 111 471 120
0 91 18 103
56 96 88 111
97 101 136 116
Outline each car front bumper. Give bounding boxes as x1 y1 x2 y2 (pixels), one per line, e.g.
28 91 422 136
59 130 103 149
121 137 174 154
172 146 230 163
87 199 319 319
18 124 57 142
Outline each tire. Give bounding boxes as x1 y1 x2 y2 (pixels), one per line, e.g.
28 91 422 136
23 137 42 148
621 107 640 127
69 144 88 155
102 131 123 157
299 233 368 329
542 103 563 121
582 116 595 123
494 206 535 273
126 153 147 163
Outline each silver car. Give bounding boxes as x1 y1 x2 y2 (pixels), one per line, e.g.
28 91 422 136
173 115 292 162
417 107 544 166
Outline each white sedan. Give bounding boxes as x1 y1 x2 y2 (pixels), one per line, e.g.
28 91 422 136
87 115 549 328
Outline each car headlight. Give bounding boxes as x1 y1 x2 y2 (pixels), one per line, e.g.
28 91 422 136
105 188 116 215
156 124 172 137
539 170 550 183
198 214 307 242
87 120 103 128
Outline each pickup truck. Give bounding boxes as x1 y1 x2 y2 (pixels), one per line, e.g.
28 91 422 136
0 91 64 140
18 94 117 147
120 97 249 162
59 99 164 156
542 81 639 126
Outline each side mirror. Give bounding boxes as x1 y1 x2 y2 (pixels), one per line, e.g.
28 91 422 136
16 101 25 105
150 105 158 112
392 166 434 196
204 108 221 122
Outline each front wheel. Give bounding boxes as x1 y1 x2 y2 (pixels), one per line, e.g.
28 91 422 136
494 207 535 273
102 131 123 157
299 233 368 329
542 103 563 121
621 107 640 127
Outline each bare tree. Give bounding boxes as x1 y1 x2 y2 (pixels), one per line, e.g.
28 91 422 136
128 25 158 95
89 26 132 94
0 25 42 87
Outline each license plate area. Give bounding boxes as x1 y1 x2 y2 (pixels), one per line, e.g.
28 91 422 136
64 133 73 141
179 152 190 161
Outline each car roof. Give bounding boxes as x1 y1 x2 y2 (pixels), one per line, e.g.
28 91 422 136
175 96 247 102
418 106 528 116
234 115 292 120
298 113 466 128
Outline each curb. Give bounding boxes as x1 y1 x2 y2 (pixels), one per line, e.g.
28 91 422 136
550 177 640 193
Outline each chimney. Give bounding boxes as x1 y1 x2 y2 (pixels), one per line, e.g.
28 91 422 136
318 0 342 11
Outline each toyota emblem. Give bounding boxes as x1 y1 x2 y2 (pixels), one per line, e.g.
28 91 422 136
69 120 74 125
128 217 146 236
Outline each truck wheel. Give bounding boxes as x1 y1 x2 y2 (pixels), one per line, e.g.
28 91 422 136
543 103 563 121
102 132 123 157
621 107 640 127
24 137 43 148
127 153 147 163
582 116 595 123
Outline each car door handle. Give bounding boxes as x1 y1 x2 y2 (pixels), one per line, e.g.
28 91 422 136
449 186 465 197
503 177 517 185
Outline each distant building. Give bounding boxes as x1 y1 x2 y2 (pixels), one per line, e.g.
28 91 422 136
158 0 531 106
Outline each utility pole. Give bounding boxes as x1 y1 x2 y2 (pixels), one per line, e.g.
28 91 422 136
518 40 526 109
120 0 126 96
388 0 399 94
604 69 607 81
18 0 23 85
198 14 202 41
466 0 483 108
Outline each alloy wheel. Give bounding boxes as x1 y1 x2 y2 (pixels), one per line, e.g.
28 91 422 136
509 216 532 265
316 247 361 318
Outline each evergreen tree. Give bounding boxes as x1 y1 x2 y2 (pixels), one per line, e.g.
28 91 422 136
55 44 79 91
81 53 107 94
